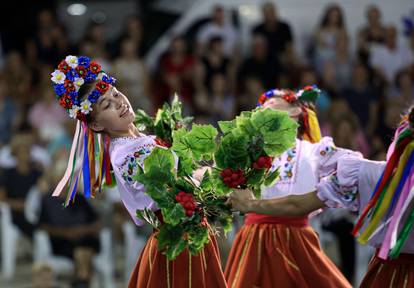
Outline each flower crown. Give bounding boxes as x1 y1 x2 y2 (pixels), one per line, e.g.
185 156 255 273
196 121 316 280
258 85 321 106
51 55 116 121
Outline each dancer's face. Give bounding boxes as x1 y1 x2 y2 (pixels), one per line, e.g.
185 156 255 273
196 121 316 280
263 97 301 119
89 85 135 134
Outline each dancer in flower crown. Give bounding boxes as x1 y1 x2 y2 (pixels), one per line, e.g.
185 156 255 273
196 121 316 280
224 87 353 288
228 106 414 288
50 55 227 288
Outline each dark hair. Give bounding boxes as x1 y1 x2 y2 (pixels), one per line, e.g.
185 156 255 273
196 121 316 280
320 4 344 28
77 79 100 123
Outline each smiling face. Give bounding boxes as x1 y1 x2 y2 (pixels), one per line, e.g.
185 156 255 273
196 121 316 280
88 85 135 135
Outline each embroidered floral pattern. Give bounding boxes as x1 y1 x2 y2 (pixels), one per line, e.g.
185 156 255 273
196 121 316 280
272 146 298 183
119 144 154 185
320 144 337 156
330 174 359 210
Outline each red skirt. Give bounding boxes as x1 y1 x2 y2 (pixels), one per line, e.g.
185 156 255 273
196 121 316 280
128 230 227 288
225 213 351 288
360 252 414 288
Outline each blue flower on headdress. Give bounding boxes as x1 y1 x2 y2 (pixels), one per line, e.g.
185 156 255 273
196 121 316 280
66 69 79 81
54 84 66 96
68 91 78 103
88 90 101 103
78 56 90 67
102 75 115 85
85 71 97 83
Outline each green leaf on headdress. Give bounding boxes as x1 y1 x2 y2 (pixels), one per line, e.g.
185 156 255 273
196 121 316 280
299 89 320 103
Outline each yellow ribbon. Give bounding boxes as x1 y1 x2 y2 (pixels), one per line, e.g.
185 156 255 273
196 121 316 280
303 108 321 143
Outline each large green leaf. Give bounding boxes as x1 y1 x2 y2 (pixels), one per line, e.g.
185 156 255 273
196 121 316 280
250 109 297 156
172 128 191 156
218 120 236 134
187 124 218 160
161 203 186 226
143 147 175 173
216 132 249 169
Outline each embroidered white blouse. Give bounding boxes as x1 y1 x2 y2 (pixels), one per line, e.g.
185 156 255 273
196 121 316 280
110 135 159 226
317 157 414 253
262 137 360 200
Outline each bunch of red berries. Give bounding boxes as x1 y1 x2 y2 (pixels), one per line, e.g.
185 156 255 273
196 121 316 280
252 156 273 170
175 191 197 217
220 168 246 188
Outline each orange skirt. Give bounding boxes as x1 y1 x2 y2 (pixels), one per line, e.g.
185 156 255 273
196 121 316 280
128 230 227 288
360 252 414 288
225 213 351 288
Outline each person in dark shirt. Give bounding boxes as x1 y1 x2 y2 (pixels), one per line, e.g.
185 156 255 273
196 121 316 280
252 2 293 65
342 63 378 133
37 147 102 287
0 132 42 239
239 33 278 89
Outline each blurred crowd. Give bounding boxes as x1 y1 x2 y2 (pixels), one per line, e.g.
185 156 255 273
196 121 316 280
0 2 414 287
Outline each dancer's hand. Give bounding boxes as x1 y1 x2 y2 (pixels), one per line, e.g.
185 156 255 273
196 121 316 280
226 189 256 213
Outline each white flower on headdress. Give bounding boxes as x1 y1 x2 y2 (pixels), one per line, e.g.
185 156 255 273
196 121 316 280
80 99 93 114
65 55 78 69
51 70 66 84
96 72 106 81
73 77 85 91
68 105 80 119
296 90 304 98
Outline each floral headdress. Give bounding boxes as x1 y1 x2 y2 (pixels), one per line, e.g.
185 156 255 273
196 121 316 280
50 56 115 205
51 55 116 121
257 85 322 143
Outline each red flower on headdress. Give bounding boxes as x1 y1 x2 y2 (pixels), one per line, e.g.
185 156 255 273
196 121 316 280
59 94 73 109
96 81 110 93
76 66 88 78
76 111 86 122
89 61 102 74
303 85 313 91
64 79 76 92
258 94 267 105
58 61 71 73
282 91 297 103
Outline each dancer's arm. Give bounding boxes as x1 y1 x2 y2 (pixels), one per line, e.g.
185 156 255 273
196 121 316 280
228 189 325 216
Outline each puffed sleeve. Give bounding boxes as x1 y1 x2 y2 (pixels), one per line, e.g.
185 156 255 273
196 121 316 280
313 137 363 179
110 136 159 226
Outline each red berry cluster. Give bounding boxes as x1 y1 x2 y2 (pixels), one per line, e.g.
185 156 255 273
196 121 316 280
252 156 273 170
175 191 197 217
220 168 246 188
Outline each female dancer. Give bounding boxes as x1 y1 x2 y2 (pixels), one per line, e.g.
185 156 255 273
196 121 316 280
224 88 353 288
229 107 414 288
50 55 227 288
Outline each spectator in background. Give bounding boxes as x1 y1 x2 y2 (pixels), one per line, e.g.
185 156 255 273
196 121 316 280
113 38 151 112
28 84 66 144
370 25 414 84
357 5 386 65
239 34 277 89
37 149 102 287
113 15 146 57
28 9 61 65
313 4 347 74
389 69 414 103
194 73 235 123
252 2 294 68
199 36 232 91
82 23 112 72
237 76 265 112
0 75 20 145
196 5 238 57
157 36 195 110
0 131 42 239
342 63 378 134
3 51 32 109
